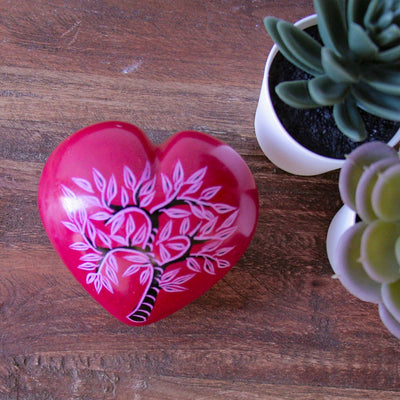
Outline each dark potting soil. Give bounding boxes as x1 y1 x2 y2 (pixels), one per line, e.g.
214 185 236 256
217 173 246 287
268 26 400 159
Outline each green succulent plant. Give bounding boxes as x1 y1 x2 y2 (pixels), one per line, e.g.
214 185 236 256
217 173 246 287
265 0 400 142
335 141 400 338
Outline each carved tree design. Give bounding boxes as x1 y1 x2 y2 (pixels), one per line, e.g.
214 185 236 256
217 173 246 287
61 160 238 323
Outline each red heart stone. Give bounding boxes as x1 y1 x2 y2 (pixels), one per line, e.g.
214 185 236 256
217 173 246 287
38 121 258 325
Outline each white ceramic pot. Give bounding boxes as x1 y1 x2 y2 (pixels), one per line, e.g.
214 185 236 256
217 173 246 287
326 204 356 274
254 14 400 176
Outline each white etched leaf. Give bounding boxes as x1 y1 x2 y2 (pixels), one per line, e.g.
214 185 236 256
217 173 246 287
108 254 119 272
82 195 102 208
86 220 97 244
92 168 106 192
101 276 113 293
213 203 236 214
182 182 202 196
200 186 221 201
187 257 201 272
204 210 215 220
200 217 218 237
111 235 127 246
162 208 191 219
78 262 96 271
140 268 151 285
201 240 221 253
219 210 239 229
217 259 231 268
72 177 94 193
215 247 234 257
61 185 76 199
173 160 184 184
160 268 180 283
121 187 129 208
97 230 112 248
86 272 97 284
131 224 148 245
159 220 172 243
69 242 89 251
94 276 102 293
215 226 236 240
171 273 195 285
180 218 190 235
141 176 156 196
124 253 149 264
123 165 136 189
110 213 125 235
126 215 135 239
106 175 118 205
186 166 207 184
62 221 79 233
78 208 88 226
166 241 188 251
140 191 155 208
122 264 141 277
189 221 202 237
159 243 171 263
161 173 173 197
174 180 183 192
106 265 119 285
188 202 207 219
140 162 151 182
80 253 102 262
90 211 112 221
204 258 216 275
162 284 187 293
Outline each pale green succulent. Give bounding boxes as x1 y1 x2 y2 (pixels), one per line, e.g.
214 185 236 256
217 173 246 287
336 141 400 339
265 0 400 142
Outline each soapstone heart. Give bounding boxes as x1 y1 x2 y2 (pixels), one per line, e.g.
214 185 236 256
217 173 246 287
38 121 258 325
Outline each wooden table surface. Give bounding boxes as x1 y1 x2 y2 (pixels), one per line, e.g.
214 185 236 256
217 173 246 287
0 1 399 399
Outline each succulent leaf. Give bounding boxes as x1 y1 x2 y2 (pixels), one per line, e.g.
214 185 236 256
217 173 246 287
264 17 322 76
376 23 400 47
322 47 360 83
360 220 400 283
335 221 382 303
309 75 349 105
362 64 400 95
348 0 371 26
379 303 400 339
338 141 398 210
396 235 400 265
348 22 379 59
355 158 400 222
333 97 367 142
382 280 400 321
276 20 324 75
376 11 394 30
352 83 400 121
372 163 400 220
376 42 400 61
314 0 348 54
275 81 321 108
364 0 385 32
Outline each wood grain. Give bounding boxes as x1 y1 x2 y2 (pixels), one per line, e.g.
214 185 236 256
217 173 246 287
0 0 399 399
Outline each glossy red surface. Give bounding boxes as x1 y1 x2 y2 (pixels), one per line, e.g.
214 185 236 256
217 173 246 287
38 121 258 325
